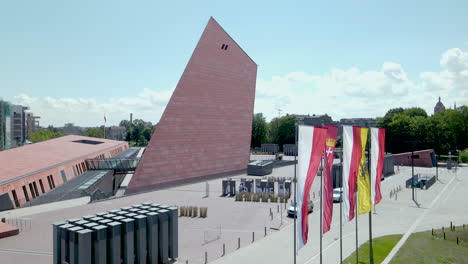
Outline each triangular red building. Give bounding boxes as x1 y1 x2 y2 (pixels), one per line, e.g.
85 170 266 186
126 17 257 194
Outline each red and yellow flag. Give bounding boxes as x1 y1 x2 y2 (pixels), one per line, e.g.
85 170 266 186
357 128 371 214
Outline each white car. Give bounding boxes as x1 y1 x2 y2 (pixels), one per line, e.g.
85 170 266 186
333 188 343 202
287 200 313 218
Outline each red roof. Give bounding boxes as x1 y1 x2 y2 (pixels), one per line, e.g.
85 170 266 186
0 135 126 184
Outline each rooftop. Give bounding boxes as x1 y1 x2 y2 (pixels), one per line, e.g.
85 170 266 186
0 135 127 185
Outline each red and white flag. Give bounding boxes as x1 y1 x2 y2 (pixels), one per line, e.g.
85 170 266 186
297 125 327 249
322 125 338 234
342 126 363 221
370 128 385 205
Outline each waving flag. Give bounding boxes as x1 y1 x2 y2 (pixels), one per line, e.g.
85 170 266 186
297 125 327 249
357 127 371 214
322 125 338 234
371 128 385 205
342 126 363 221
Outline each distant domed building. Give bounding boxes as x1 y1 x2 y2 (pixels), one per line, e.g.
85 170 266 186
434 96 446 114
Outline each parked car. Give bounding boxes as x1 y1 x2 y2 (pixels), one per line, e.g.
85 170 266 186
333 188 343 202
287 200 313 218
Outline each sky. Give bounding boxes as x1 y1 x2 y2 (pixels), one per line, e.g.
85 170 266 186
1 0 467 127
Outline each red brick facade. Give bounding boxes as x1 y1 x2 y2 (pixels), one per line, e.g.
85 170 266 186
393 149 435 167
126 17 257 194
0 135 128 208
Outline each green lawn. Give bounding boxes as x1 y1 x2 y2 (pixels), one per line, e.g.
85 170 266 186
343 234 403 264
432 225 468 247
343 226 468 264
390 227 468 264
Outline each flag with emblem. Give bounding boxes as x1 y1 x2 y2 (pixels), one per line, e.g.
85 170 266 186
357 127 371 214
322 125 338 234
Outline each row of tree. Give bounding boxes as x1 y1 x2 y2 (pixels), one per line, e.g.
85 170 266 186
251 106 467 155
251 113 296 149
377 106 467 154
29 106 467 155
81 119 155 147
30 119 155 147
30 130 64 143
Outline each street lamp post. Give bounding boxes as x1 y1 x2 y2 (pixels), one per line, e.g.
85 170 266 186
403 141 422 204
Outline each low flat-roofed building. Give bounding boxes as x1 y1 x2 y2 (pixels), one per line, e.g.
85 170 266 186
0 135 128 209
393 149 436 167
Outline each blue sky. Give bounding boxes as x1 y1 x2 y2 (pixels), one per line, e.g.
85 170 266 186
1 1 467 126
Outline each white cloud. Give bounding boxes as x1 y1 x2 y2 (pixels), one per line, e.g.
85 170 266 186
256 48 468 121
255 62 418 120
14 88 173 127
440 48 468 74
420 48 468 100
13 48 468 127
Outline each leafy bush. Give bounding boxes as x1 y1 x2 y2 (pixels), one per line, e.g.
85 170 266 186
461 151 468 163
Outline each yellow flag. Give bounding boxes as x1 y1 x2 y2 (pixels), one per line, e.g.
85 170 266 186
358 127 372 214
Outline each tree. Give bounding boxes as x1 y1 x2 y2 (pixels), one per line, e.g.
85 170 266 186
131 119 146 146
118 118 155 147
404 107 428 118
377 107 404 128
378 106 467 154
269 115 296 149
46 125 59 132
379 108 427 153
429 109 467 153
409 115 431 150
30 130 64 143
142 125 155 142
119 120 132 130
387 114 412 153
251 113 268 148
81 127 104 138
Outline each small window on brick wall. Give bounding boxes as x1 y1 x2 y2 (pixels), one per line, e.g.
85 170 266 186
39 179 45 193
33 182 40 197
11 190 20 207
22 186 30 202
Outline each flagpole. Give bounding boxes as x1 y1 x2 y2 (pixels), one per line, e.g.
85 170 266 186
340 152 343 264
294 122 298 264
368 145 374 264
355 172 359 264
319 152 324 264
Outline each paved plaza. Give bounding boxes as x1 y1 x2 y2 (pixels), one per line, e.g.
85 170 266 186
0 164 299 264
213 164 468 264
0 162 466 264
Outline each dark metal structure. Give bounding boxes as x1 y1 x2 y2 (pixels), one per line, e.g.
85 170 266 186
86 158 140 173
53 202 178 264
247 160 274 176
